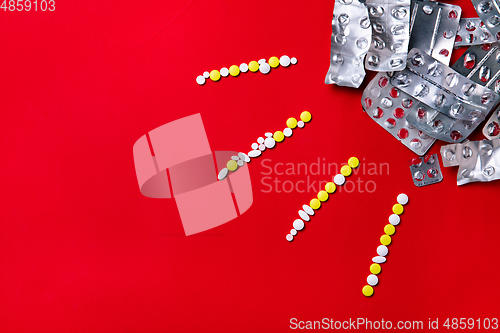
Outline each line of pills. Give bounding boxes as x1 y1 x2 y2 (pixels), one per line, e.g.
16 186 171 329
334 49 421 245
362 193 409 297
196 55 298 85
286 157 360 242
218 111 312 181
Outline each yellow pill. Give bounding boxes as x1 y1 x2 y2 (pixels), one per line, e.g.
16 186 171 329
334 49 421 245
393 204 404 215
210 70 221 81
370 263 381 275
248 61 259 72
273 131 285 142
384 224 396 235
227 160 238 171
310 198 321 210
341 165 352 176
380 234 392 246
229 65 240 77
362 285 374 297
300 111 312 122
317 190 329 202
269 56 280 68
325 182 336 194
286 117 298 129
348 157 360 168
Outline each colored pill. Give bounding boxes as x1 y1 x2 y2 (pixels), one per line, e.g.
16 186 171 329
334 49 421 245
370 263 381 274
249 61 259 72
393 204 404 215
348 157 360 168
362 285 374 297
310 198 321 210
286 117 298 129
341 165 352 176
384 224 396 235
274 131 285 142
325 182 336 193
227 160 238 171
269 56 280 68
317 190 329 202
210 70 221 81
300 111 312 122
380 234 392 245
229 65 240 76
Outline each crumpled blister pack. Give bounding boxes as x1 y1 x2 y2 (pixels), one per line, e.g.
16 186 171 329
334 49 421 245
471 0 500 43
409 154 443 186
455 18 495 47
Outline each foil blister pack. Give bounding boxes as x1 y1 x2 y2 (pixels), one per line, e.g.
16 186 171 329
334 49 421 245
409 153 443 186
471 0 500 43
409 0 461 65
365 0 411 72
325 0 372 88
483 106 500 139
362 72 436 155
455 18 495 47
440 138 500 185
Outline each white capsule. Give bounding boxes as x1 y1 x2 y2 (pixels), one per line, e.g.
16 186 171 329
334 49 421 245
302 205 315 216
265 132 273 138
238 152 250 162
284 127 293 137
251 143 259 150
286 234 294 242
334 174 345 185
290 229 297 236
389 214 400 225
248 150 262 158
196 75 206 85
297 121 305 128
293 219 305 231
220 67 229 77
298 210 310 221
377 245 389 256
291 57 297 65
367 274 379 286
259 63 271 74
280 55 291 67
373 256 387 263
231 155 239 161
264 137 276 149
203 71 210 78
397 193 409 205
258 58 266 64
240 63 249 73
218 168 229 180
237 160 244 167
257 137 265 144
258 144 266 151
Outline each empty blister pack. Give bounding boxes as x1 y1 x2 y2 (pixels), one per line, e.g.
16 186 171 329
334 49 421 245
325 0 372 88
362 72 436 155
472 0 500 43
409 154 443 186
409 0 461 65
365 0 411 71
392 48 499 122
483 106 500 139
455 18 495 47
440 138 500 185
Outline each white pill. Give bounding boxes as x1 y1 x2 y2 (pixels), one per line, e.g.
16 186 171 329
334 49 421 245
248 150 262 158
367 274 379 286
298 210 310 222
196 75 206 85
265 132 273 138
293 219 305 231
240 63 249 73
257 137 265 144
220 67 229 77
373 256 387 263
286 234 294 242
203 71 210 78
258 144 266 151
290 229 297 236
251 143 259 150
297 121 305 128
280 55 291 67
291 57 297 65
237 160 244 167
389 214 400 225
377 245 389 257
334 174 345 185
302 205 315 216
258 58 266 64
218 168 229 181
284 127 293 137
238 152 250 162
231 155 239 161
397 193 409 205
259 63 271 74
264 137 276 149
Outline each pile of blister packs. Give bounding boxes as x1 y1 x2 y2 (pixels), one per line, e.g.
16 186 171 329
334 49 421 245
326 0 500 185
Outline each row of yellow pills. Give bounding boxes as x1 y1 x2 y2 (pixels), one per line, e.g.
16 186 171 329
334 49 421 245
196 55 297 85
362 193 409 297
286 157 360 242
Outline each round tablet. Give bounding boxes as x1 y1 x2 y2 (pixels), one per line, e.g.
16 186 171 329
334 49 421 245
286 117 298 129
302 205 314 216
196 75 206 85
370 263 381 274
210 70 221 81
237 160 244 167
264 137 276 149
218 168 229 180
283 128 293 137
280 55 291 67
397 193 409 205
362 285 374 297
310 198 321 210
269 56 280 68
341 165 352 176
265 132 273 138
380 234 392 246
298 210 310 221
251 143 258 150
291 57 297 65
220 67 229 77
317 190 329 202
248 61 259 72
377 245 388 257
248 150 261 158
240 63 249 73
392 204 404 215
203 71 210 78
297 121 305 128
258 58 266 64
334 174 345 185
372 256 387 263
325 182 336 193
388 214 400 225
257 137 264 144
229 65 240 76
286 234 294 242
384 224 396 235
227 160 238 171
300 111 312 122
258 144 266 151
273 131 285 142
259 63 271 74
348 157 360 168
290 229 297 236
367 274 379 286
293 219 305 231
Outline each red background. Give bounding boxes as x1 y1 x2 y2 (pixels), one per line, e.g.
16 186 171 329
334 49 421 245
1 0 499 331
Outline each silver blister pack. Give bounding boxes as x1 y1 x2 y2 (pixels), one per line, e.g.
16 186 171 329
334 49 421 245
365 0 411 72
409 0 461 65
483 106 500 139
325 0 372 88
455 18 495 47
440 138 500 185
471 0 500 43
391 48 499 123
409 154 443 186
362 72 436 155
